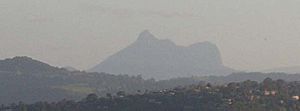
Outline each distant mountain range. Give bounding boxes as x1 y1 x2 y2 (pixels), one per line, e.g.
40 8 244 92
90 30 235 79
261 66 300 74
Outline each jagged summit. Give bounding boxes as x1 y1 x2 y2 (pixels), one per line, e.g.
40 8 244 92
90 31 235 79
136 30 176 48
137 30 158 41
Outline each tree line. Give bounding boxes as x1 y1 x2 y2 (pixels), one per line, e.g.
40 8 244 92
2 78 300 111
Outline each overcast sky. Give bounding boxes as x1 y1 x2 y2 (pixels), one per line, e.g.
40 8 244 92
1 0 300 71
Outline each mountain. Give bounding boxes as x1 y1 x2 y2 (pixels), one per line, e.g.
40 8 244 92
262 66 300 74
90 30 234 79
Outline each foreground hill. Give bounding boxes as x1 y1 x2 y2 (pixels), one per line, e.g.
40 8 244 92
5 78 300 111
0 56 61 75
90 30 234 79
0 57 202 104
2 56 300 105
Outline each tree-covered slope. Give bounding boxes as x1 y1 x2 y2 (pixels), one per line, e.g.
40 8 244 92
5 78 300 111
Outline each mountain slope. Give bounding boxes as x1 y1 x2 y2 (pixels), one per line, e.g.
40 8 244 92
90 30 234 79
1 56 300 104
8 78 300 111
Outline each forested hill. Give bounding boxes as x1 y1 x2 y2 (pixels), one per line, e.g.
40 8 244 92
199 72 300 84
0 56 62 75
4 78 300 111
0 57 202 104
1 56 300 105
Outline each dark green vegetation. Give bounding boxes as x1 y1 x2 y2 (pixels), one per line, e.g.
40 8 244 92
3 78 300 111
2 56 300 109
0 56 202 104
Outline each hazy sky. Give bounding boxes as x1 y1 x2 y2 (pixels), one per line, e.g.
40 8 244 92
1 0 300 71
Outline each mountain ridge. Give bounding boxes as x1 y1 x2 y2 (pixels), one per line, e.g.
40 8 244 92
261 66 300 74
90 31 234 79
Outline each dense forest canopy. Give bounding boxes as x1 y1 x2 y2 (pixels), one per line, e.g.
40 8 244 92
3 78 300 111
0 57 203 104
1 57 300 105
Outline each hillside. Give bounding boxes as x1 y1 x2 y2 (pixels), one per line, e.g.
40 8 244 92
0 56 62 75
0 57 202 104
200 72 300 85
5 78 300 111
1 57 300 105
